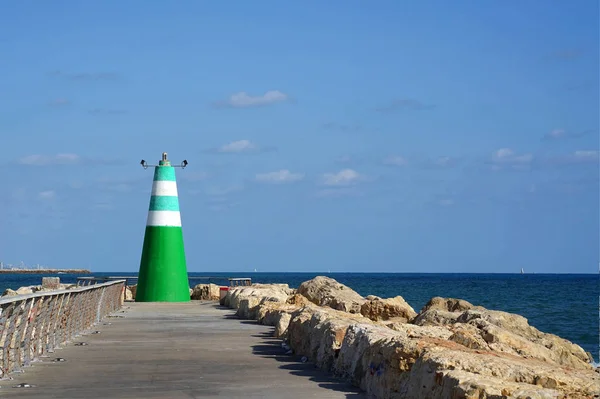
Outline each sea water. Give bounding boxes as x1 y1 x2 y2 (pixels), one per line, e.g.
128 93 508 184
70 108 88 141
1 272 597 363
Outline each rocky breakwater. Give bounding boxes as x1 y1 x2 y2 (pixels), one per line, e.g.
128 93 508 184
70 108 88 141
2 277 78 297
222 276 599 399
191 283 220 301
1 280 221 302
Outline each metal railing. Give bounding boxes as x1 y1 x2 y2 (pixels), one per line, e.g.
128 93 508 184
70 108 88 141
77 276 251 288
0 280 125 379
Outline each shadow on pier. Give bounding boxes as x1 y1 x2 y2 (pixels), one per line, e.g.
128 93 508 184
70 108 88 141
250 327 365 398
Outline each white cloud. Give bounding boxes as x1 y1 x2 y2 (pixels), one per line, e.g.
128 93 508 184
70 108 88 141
19 153 81 166
219 90 289 108
383 156 408 166
208 139 275 154
38 190 56 200
547 128 565 139
542 128 592 140
572 150 599 161
490 148 533 169
550 150 600 165
255 169 305 184
321 169 364 186
218 140 258 153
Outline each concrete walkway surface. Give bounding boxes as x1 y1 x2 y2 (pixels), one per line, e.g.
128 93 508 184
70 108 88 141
1 302 366 399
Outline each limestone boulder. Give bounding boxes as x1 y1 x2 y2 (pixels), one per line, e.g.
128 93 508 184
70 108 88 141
256 301 309 338
255 293 319 337
360 296 417 323
286 293 311 306
215 277 598 398
413 297 594 371
334 323 423 393
403 345 599 399
457 309 594 369
421 296 477 313
324 319 599 399
2 288 18 297
413 296 480 326
129 284 137 299
383 322 454 341
278 288 599 398
224 284 293 319
41 277 60 290
124 286 134 301
36 283 77 293
412 308 462 326
16 286 36 295
287 306 373 371
297 276 365 314
190 283 220 301
2 283 81 297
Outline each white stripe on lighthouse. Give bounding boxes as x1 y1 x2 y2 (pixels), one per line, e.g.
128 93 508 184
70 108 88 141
146 211 182 227
151 181 179 197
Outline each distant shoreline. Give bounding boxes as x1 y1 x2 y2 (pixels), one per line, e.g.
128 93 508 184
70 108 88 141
0 269 91 274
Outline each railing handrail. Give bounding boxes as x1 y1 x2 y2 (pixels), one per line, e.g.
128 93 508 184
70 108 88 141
0 279 125 306
77 276 233 280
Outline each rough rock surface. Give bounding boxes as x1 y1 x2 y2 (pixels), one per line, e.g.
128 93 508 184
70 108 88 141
129 284 137 299
297 276 365 314
287 306 374 371
2 283 78 297
421 296 477 313
124 286 134 301
41 277 61 290
360 296 417 323
257 301 304 337
190 283 220 301
223 284 293 319
254 294 318 337
223 279 599 398
414 297 594 370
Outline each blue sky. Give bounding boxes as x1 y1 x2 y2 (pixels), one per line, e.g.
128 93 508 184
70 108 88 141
1 1 598 273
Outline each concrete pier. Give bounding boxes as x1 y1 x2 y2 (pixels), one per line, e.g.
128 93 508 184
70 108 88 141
2 302 365 398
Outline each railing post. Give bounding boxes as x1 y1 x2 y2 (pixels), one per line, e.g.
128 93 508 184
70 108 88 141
0 280 125 379
23 296 44 367
0 303 16 378
10 298 34 373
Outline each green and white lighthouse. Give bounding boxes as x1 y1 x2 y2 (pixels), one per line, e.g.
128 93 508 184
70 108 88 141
136 152 190 302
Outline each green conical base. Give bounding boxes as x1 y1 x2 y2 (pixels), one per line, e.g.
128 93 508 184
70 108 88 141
136 226 190 302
